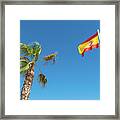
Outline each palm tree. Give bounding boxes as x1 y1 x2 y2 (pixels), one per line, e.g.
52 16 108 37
20 42 42 100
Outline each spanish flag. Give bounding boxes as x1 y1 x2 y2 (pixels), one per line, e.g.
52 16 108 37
78 30 100 56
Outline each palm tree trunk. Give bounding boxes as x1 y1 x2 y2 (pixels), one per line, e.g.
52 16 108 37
21 61 35 100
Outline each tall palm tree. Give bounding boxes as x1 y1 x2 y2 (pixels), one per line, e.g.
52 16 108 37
20 42 42 100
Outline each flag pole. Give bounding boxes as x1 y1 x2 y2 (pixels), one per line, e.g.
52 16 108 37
97 29 100 43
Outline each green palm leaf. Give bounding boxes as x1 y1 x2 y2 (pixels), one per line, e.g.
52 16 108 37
20 42 42 61
20 43 33 56
31 42 42 61
20 61 34 74
20 42 42 74
20 57 30 73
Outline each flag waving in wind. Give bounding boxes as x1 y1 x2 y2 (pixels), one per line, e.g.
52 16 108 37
78 30 100 56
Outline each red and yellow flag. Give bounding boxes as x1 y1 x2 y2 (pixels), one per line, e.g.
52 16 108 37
78 31 99 56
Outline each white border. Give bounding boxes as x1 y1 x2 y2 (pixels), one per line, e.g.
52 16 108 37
5 5 115 115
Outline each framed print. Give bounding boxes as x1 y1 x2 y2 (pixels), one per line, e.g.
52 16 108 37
0 0 119 119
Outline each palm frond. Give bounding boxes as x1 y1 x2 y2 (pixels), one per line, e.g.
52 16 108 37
20 56 30 63
20 43 33 56
20 56 30 74
32 42 42 61
20 42 42 62
20 61 32 73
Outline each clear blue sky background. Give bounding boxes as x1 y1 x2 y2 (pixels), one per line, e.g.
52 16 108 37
20 20 100 100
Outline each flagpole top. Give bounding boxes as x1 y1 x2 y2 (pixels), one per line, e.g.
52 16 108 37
97 29 100 42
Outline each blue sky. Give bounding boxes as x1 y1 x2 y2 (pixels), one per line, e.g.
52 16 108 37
20 20 100 100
